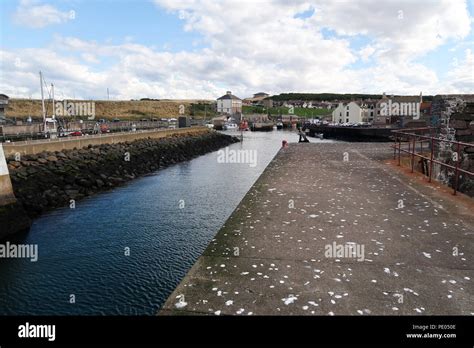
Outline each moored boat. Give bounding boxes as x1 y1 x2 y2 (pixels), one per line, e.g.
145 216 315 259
251 121 274 131
224 122 238 130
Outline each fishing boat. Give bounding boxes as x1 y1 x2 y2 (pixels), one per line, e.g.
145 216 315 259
251 121 274 131
223 122 238 130
276 122 283 130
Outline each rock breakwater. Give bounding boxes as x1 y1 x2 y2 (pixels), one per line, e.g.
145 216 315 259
2 131 238 238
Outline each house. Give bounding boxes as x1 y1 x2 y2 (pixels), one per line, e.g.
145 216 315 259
374 92 423 126
262 98 273 108
243 92 270 106
332 100 376 124
217 91 242 115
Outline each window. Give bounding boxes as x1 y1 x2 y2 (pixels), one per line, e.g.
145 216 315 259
346 118 349 123
346 111 349 116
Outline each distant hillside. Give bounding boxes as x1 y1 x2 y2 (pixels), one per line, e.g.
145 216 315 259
5 99 216 120
243 105 331 118
269 93 433 102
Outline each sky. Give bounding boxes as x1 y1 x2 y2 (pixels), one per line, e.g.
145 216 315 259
0 0 473 100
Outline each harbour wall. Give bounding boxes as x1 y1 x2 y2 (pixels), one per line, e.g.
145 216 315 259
2 127 209 157
1 130 238 239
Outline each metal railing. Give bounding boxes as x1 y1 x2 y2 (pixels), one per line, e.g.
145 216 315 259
391 127 474 195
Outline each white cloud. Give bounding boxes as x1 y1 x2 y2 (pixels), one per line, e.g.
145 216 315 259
359 45 376 62
446 48 474 93
2 0 473 99
13 0 74 28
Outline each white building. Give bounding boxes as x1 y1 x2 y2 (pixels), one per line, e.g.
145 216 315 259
217 91 242 115
332 101 376 124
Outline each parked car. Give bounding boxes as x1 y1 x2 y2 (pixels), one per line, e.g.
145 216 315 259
69 131 83 137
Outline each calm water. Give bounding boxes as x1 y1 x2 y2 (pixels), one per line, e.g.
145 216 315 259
0 130 331 315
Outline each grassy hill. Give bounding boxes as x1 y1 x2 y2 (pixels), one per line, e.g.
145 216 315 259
243 105 331 118
5 99 217 120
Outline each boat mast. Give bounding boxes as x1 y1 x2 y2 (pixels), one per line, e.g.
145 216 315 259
39 71 47 137
51 83 55 118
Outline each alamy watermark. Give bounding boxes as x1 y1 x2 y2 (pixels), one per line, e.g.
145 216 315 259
55 100 95 120
217 147 257 168
18 322 55 342
380 99 420 120
0 242 38 262
325 241 365 261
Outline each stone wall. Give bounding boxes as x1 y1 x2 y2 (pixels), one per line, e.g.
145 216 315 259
431 95 474 196
1 131 238 239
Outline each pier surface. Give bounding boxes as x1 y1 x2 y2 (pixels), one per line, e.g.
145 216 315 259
160 143 473 315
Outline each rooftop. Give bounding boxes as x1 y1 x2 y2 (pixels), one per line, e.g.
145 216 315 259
217 91 242 101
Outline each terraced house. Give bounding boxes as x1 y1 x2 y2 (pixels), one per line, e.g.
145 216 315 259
332 100 377 124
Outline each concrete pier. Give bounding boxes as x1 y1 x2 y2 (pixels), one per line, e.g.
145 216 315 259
160 142 474 315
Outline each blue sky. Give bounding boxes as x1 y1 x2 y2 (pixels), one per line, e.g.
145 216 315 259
1 0 203 51
0 0 473 99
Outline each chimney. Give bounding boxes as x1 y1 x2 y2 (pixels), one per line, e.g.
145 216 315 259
420 91 423 103
226 91 232 95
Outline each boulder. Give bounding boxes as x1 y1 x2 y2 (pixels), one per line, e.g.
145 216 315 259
9 161 21 168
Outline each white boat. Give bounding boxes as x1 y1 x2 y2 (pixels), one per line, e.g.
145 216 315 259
224 122 238 130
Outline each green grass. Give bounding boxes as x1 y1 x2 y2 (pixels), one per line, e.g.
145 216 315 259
243 105 331 118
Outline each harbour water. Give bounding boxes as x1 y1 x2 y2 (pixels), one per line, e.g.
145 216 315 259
0 130 332 315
